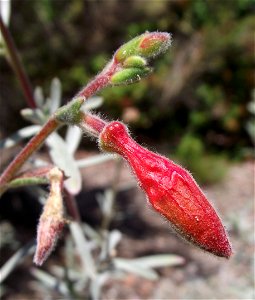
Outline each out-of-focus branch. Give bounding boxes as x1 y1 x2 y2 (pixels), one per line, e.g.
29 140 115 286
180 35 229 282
0 15 36 108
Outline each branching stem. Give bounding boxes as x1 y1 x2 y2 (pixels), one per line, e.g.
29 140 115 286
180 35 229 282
76 59 119 99
0 117 60 195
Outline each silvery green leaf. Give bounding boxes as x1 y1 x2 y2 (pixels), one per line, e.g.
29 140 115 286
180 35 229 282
46 132 82 194
49 78 61 114
0 0 11 26
0 0 11 47
128 254 184 269
50 265 81 281
0 125 41 149
69 222 96 279
65 126 82 154
0 241 35 284
82 96 103 111
76 153 115 168
82 223 102 244
33 158 49 167
96 189 114 216
90 273 110 300
99 230 121 262
113 258 159 281
108 230 122 253
34 86 44 108
21 108 46 124
30 268 70 296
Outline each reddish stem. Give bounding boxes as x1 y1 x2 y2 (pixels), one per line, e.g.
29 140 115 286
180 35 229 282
0 118 60 194
80 113 108 136
64 188 81 222
0 16 36 109
76 59 119 99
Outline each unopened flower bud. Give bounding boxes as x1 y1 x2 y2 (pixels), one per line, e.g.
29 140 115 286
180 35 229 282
110 67 151 85
115 32 172 63
33 167 66 266
123 56 147 68
100 122 232 258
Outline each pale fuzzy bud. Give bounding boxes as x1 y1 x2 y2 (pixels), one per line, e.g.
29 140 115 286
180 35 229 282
33 167 66 266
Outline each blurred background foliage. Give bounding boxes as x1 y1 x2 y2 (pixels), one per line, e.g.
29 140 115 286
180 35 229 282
0 0 254 184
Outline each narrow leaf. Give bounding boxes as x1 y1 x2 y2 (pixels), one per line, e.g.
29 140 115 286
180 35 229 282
69 222 96 279
76 153 115 168
128 254 185 269
0 125 41 149
49 78 61 114
46 132 82 195
0 241 35 284
113 258 158 281
30 268 70 296
82 96 103 111
65 126 82 154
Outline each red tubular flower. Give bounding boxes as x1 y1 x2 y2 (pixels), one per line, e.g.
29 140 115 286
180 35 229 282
100 121 232 258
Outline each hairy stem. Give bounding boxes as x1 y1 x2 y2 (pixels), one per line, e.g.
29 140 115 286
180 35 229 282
0 118 60 195
79 112 107 137
0 16 36 109
6 177 49 189
76 59 119 99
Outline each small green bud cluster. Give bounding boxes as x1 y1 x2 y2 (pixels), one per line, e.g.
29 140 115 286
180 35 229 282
110 32 171 85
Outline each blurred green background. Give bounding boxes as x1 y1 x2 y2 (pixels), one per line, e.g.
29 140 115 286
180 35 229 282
0 0 254 184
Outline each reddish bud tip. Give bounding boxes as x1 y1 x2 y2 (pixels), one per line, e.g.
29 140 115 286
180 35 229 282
33 217 65 266
33 167 66 266
100 122 232 259
139 32 170 49
115 31 172 63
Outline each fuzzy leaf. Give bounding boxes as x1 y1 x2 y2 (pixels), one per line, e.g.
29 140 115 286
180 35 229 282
113 258 159 280
46 133 82 194
0 125 41 149
127 254 184 269
65 126 82 154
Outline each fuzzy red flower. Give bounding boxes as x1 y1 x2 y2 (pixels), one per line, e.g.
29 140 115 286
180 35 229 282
100 121 232 258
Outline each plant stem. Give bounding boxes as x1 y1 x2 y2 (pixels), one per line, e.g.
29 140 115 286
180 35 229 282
0 118 60 195
79 113 107 137
5 165 55 189
76 59 118 99
64 189 81 223
6 177 49 189
0 16 36 109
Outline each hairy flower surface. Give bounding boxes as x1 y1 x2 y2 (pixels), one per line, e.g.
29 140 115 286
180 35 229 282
100 121 232 258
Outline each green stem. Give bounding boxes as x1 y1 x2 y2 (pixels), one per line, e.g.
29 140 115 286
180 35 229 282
6 177 49 189
0 117 60 195
0 16 36 109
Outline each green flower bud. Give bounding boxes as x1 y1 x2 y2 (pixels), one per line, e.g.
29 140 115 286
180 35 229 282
115 32 171 63
110 67 151 85
123 55 147 68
